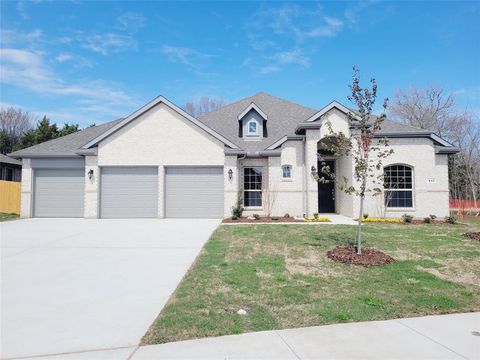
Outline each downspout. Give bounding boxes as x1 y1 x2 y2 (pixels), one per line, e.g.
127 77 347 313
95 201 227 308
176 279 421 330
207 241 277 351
302 136 307 218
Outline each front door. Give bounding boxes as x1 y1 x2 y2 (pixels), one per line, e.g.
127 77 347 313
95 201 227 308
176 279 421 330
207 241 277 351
317 160 335 213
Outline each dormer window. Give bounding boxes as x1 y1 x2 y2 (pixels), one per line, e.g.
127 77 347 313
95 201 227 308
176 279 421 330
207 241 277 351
247 119 259 136
238 102 268 140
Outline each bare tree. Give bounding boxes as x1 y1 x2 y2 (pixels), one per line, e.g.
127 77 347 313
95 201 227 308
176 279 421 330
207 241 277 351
453 115 480 213
390 86 479 213
183 97 226 117
390 86 467 140
0 107 35 154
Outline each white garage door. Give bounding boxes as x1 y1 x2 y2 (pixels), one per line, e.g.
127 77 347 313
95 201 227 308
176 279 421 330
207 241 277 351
100 167 158 218
34 169 85 217
165 167 223 218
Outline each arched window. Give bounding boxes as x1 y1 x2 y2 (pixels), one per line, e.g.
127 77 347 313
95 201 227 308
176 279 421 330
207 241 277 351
384 164 413 208
282 165 292 179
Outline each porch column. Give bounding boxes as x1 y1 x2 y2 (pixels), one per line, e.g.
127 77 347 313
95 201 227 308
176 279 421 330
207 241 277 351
305 129 320 217
224 155 239 218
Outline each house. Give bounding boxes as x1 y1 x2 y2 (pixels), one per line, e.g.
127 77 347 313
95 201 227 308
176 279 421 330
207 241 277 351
0 154 22 182
9 92 459 219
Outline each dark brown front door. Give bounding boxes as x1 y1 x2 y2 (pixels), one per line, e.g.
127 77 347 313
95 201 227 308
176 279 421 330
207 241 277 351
317 160 335 213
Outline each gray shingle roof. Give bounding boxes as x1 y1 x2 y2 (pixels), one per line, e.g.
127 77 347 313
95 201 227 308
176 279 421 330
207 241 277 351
8 93 447 158
0 153 22 165
9 119 123 158
347 108 430 134
198 92 318 151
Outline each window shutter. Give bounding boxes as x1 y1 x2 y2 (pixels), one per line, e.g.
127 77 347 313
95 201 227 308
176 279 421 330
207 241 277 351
239 120 243 137
263 119 268 137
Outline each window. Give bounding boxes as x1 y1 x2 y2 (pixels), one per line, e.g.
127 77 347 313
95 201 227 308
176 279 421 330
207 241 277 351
384 165 413 208
247 119 258 136
244 167 262 207
282 165 292 179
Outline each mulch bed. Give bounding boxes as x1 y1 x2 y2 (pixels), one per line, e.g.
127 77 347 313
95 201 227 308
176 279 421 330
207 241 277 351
326 246 395 267
223 216 303 223
463 232 480 241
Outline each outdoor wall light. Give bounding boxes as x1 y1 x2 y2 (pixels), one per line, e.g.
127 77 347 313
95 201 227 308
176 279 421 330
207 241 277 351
228 168 233 180
88 169 94 180
311 165 317 175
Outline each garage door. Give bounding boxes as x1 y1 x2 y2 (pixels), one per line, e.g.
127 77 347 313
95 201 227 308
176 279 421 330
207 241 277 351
165 167 223 218
100 167 158 218
34 169 85 217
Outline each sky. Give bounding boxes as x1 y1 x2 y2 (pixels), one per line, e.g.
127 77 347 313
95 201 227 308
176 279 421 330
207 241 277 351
1 1 479 127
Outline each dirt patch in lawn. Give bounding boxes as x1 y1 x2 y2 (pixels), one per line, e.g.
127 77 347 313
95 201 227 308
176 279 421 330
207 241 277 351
463 232 480 241
327 247 395 266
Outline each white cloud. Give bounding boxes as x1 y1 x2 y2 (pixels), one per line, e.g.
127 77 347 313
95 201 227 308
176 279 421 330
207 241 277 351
56 53 74 62
55 52 93 68
81 33 137 55
160 45 213 69
118 12 146 32
0 28 43 46
274 49 310 67
0 48 135 117
260 65 281 74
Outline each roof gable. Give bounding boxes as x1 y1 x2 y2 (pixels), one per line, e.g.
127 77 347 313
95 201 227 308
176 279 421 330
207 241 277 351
82 96 239 149
238 102 268 121
306 101 360 122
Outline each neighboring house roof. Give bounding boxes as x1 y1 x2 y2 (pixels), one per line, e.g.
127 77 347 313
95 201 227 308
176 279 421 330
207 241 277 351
9 119 123 158
199 92 318 152
0 153 22 166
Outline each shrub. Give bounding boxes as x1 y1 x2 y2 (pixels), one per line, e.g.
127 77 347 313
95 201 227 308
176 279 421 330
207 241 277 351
231 215 238 220
231 190 244 218
445 215 457 224
429 214 437 220
271 216 280 221
402 214 413 223
253 214 260 220
363 213 369 219
284 213 290 218
313 212 319 219
423 217 431 223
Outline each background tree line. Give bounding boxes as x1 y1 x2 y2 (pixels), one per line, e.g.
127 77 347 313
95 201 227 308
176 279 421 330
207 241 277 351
390 86 479 207
0 107 83 154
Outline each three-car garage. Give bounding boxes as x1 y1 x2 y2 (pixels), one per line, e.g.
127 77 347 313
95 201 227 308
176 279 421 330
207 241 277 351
31 160 224 219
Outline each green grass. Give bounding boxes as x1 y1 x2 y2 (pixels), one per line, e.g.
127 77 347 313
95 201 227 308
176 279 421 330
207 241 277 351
142 222 480 345
0 213 19 221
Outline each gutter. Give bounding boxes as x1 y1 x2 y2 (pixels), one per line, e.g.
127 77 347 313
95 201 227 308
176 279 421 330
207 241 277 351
435 146 461 154
75 148 98 156
7 153 82 159
224 149 281 157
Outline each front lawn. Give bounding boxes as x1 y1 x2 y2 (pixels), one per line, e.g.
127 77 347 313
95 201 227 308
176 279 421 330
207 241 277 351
0 213 19 222
142 222 480 345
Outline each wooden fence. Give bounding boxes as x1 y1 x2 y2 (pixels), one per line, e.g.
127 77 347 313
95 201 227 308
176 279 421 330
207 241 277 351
0 180 21 214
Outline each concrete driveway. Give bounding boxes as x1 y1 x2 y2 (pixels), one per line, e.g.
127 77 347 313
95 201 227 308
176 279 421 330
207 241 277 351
1 218 220 359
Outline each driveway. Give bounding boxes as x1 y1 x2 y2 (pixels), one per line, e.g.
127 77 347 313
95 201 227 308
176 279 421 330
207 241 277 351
1 218 220 359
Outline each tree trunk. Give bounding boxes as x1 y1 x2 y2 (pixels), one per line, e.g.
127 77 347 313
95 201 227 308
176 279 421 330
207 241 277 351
356 194 365 255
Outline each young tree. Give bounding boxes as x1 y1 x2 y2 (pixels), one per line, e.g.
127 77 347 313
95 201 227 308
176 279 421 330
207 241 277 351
315 67 392 254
